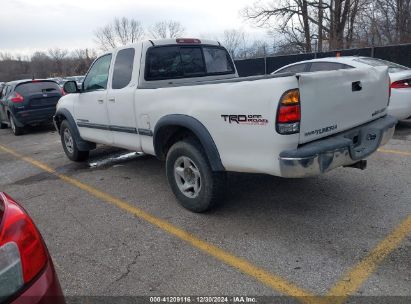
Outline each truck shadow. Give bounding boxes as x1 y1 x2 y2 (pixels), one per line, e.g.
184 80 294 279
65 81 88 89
219 172 351 216
24 123 57 135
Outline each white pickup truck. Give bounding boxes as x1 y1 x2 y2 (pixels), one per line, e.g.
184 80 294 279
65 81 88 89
55 38 397 212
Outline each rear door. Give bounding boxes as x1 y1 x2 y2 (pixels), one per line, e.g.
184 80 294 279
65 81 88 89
298 66 390 144
106 47 140 150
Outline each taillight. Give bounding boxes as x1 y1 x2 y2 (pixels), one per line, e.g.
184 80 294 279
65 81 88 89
9 92 24 103
0 193 47 286
60 88 67 96
276 89 301 134
391 78 411 89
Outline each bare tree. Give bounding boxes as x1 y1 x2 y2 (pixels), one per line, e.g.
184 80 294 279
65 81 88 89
242 0 365 52
317 0 324 51
345 0 411 47
221 29 248 59
242 0 315 52
0 48 99 81
246 40 271 58
94 17 145 51
70 49 96 75
48 48 68 61
95 24 117 50
48 48 68 75
0 52 14 61
370 0 411 44
31 52 52 78
149 20 185 39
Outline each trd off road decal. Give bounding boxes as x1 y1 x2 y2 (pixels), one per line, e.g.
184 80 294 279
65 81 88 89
221 115 268 125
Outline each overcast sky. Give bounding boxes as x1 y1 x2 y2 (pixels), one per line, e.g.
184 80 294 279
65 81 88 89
0 0 267 56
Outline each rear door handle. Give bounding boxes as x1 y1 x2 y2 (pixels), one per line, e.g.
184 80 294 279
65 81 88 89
97 99 104 104
352 81 362 92
108 98 115 102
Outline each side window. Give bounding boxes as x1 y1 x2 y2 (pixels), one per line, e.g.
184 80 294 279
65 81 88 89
276 64 307 74
145 46 183 80
112 48 135 89
309 62 352 72
83 54 112 92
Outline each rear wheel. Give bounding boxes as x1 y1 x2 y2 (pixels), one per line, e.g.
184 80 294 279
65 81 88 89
60 120 89 162
166 138 226 212
0 122 7 129
9 114 24 136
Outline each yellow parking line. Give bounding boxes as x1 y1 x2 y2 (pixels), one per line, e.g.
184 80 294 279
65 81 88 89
378 148 411 157
0 144 320 303
326 214 411 303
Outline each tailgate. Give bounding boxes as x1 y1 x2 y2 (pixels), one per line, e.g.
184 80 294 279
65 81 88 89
298 66 390 144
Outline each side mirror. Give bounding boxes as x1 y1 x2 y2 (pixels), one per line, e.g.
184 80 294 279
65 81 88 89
63 81 79 94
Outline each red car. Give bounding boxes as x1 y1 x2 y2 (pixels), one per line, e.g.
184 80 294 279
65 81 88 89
0 192 64 304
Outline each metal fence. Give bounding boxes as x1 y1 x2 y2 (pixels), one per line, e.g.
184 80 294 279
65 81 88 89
234 43 411 77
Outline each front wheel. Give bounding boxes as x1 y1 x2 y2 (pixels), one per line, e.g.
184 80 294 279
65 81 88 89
60 120 89 162
166 138 226 212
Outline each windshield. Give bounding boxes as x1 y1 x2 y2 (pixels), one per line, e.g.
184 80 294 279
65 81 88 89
355 58 409 73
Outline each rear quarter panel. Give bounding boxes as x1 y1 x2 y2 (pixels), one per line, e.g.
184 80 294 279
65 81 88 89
135 76 300 175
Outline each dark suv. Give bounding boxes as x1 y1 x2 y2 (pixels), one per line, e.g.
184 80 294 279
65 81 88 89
0 79 64 135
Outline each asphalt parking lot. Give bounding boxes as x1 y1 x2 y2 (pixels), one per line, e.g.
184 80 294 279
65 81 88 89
0 121 410 303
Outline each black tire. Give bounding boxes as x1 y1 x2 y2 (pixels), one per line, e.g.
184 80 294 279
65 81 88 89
9 114 24 136
0 122 7 129
166 138 227 212
60 120 89 162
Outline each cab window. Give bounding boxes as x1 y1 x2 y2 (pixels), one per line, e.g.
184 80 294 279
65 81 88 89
145 46 183 80
203 46 234 74
145 45 235 81
112 48 135 89
83 54 112 92
180 47 205 77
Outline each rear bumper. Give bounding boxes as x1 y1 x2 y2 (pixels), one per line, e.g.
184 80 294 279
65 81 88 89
279 115 397 178
13 107 56 126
